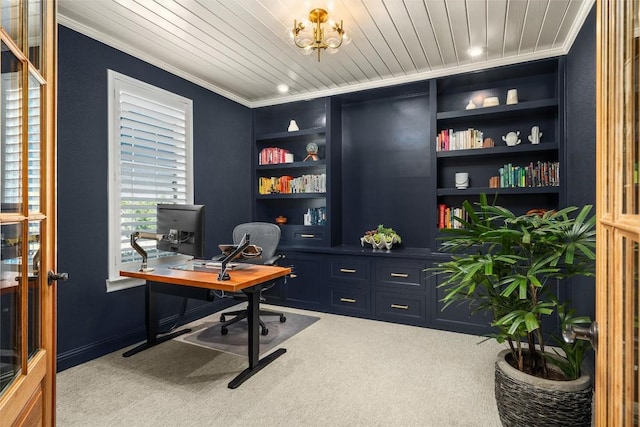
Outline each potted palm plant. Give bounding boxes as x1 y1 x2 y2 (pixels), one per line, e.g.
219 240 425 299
431 194 596 427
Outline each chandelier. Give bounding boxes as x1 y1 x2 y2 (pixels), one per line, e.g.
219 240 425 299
290 8 350 61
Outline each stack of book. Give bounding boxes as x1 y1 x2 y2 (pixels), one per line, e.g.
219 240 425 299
304 207 326 226
436 128 484 151
258 176 292 194
258 173 326 194
438 204 468 229
497 161 560 188
258 147 293 165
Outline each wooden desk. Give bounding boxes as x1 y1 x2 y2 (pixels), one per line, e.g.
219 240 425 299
120 263 291 389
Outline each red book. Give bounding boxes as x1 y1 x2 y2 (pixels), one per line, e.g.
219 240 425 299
438 204 447 229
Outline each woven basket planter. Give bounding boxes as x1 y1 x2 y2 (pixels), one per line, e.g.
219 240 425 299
495 349 592 427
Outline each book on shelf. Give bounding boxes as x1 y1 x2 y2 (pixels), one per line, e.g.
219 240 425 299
436 128 484 151
497 161 559 188
438 204 468 229
258 173 326 194
304 207 326 226
259 147 294 165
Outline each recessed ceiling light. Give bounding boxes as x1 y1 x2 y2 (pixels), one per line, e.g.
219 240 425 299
468 47 483 57
277 84 289 93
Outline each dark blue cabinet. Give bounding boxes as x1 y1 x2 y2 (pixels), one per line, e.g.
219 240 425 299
253 98 342 247
373 259 428 327
326 255 372 317
269 251 325 310
257 58 567 337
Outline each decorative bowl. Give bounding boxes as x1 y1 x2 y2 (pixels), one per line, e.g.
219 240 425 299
360 225 402 250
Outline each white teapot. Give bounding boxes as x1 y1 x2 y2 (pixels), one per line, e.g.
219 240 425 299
502 131 521 146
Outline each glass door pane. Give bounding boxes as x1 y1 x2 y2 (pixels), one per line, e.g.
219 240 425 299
1 0 22 48
27 0 41 71
0 222 22 394
1 41 23 213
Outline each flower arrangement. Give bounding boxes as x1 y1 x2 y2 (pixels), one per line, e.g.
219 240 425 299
360 224 402 250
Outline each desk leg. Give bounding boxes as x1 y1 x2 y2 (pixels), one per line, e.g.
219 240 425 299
227 285 286 389
123 281 192 358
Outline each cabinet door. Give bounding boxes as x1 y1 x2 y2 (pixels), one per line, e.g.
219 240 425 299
279 252 324 309
429 265 493 336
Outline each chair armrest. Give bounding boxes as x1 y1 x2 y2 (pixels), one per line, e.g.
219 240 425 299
263 253 283 266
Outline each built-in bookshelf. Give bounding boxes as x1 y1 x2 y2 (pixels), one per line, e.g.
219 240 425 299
253 98 341 247
432 58 565 230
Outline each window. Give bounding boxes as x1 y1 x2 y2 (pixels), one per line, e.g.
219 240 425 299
107 70 193 290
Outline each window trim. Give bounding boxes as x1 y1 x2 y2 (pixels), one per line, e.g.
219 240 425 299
106 70 194 291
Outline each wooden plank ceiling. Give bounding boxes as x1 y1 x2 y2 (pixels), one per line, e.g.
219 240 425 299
57 0 594 107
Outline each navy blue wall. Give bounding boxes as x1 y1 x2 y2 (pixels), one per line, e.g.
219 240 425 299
566 7 596 321
57 26 252 370
341 90 431 247
565 6 596 375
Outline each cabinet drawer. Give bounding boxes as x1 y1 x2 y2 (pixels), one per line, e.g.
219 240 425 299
376 260 426 291
328 257 371 285
375 292 426 326
291 226 325 245
329 287 370 316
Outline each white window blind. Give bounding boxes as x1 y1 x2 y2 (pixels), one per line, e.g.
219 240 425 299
107 70 193 290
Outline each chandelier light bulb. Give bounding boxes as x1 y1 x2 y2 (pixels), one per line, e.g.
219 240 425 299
325 35 341 49
341 30 352 45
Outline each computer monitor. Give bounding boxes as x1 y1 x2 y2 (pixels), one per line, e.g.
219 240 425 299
156 204 205 258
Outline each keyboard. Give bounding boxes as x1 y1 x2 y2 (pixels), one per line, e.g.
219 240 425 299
169 260 253 273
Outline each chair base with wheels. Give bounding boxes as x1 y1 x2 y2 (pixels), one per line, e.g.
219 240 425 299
219 307 286 336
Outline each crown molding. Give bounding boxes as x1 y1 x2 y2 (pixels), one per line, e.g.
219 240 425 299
57 15 253 108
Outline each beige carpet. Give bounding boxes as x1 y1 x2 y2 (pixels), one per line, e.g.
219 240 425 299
56 305 503 427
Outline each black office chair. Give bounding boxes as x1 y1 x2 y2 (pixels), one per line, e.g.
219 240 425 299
218 222 286 336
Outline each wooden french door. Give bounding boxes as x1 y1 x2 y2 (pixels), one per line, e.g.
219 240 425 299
0 1 57 426
595 0 640 425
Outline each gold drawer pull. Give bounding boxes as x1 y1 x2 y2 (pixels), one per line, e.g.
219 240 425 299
340 298 357 303
390 273 409 278
391 304 409 310
340 268 357 273
289 274 298 279
300 234 315 238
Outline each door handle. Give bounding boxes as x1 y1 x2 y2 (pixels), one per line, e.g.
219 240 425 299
47 271 69 285
563 321 598 351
